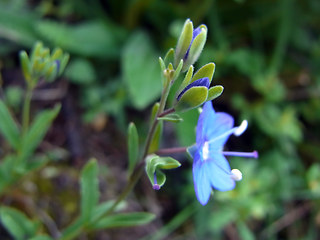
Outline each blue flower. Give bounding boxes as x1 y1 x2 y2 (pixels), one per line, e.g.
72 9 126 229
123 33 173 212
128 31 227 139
188 101 258 205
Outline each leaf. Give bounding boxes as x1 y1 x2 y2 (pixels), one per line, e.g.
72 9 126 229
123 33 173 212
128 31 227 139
29 236 53 240
157 114 183 123
163 48 175 67
91 212 155 230
65 58 96 85
0 6 37 46
0 206 40 240
80 158 100 222
237 221 255 240
122 31 162 109
36 20 125 58
128 122 139 175
0 100 20 150
20 104 60 159
89 201 127 225
148 121 163 154
0 155 16 193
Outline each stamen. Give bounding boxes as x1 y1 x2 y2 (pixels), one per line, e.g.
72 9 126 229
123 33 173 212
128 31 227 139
207 121 248 146
222 150 258 159
153 172 160 190
234 120 248 136
231 169 242 181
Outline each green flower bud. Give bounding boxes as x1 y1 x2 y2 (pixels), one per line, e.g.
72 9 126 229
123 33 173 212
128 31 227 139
174 19 207 72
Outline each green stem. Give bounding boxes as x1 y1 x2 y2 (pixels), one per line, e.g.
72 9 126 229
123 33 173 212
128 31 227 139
22 85 33 135
94 73 173 223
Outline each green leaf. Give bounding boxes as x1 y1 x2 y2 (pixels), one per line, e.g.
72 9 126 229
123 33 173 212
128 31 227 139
92 212 155 230
29 236 53 240
0 155 16 193
148 121 163 154
207 85 224 101
128 122 139 175
237 221 255 240
175 87 208 112
163 48 175 67
0 7 37 46
172 59 183 81
190 62 215 84
150 102 160 122
0 206 40 240
0 100 20 150
157 113 183 123
89 201 127 225
80 159 100 222
122 31 162 109
65 58 96 85
20 104 60 159
36 20 125 58
175 108 199 147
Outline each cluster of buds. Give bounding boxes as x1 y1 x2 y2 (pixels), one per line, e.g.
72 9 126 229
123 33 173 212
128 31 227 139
159 19 223 113
20 42 69 87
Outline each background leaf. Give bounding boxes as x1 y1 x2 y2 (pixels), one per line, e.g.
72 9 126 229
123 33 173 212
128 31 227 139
122 31 162 109
0 100 20 150
0 206 40 240
128 122 139 175
80 158 100 222
20 104 61 159
91 212 155 230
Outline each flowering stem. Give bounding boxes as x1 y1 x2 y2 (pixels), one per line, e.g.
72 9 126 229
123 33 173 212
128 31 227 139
156 147 187 155
96 72 173 221
22 85 33 135
158 108 175 117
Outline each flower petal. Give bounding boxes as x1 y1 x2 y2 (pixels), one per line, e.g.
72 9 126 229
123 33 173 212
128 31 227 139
205 154 235 191
196 102 234 147
192 151 212 205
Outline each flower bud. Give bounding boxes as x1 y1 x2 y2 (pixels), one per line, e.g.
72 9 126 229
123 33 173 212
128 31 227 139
175 77 210 112
174 19 207 72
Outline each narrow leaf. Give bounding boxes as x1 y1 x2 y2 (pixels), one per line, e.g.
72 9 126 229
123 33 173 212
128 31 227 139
80 158 100 222
0 100 20 150
20 104 60 159
0 206 39 240
92 212 155 230
148 121 163 154
158 114 183 123
128 122 139 175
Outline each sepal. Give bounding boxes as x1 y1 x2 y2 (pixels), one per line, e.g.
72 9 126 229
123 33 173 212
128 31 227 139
174 19 193 68
190 62 215 84
207 85 224 101
182 24 207 72
145 155 181 190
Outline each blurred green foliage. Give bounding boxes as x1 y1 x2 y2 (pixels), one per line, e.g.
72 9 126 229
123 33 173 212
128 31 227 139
1 0 320 239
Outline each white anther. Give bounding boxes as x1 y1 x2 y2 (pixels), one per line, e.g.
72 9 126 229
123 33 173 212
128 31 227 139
234 120 248 136
231 169 242 181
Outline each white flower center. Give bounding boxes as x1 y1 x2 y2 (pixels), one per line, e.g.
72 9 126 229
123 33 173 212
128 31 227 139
202 142 209 161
